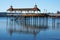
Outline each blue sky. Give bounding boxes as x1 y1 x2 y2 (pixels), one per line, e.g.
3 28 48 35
0 0 60 13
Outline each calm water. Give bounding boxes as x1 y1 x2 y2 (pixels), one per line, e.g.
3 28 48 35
0 17 60 40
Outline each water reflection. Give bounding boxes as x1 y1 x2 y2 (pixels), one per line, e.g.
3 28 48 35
7 17 48 40
0 16 60 40
8 24 48 40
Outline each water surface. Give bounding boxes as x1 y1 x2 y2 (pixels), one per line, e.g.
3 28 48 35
0 17 60 40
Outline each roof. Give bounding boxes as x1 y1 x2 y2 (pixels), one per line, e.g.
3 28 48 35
7 8 40 11
7 5 40 11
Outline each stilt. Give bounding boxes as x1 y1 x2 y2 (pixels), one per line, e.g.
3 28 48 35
6 16 8 30
13 17 16 30
43 17 44 27
43 16 48 27
46 16 48 27
52 17 55 29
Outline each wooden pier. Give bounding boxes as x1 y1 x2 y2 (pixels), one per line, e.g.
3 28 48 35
0 12 60 17
0 13 49 17
0 5 60 35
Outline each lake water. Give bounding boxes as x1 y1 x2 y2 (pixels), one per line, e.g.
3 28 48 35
0 16 60 40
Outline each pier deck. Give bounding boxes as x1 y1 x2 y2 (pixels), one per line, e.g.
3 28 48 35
0 12 49 17
0 12 60 17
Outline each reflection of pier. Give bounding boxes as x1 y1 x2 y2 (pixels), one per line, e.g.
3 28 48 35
7 15 48 33
8 20 48 40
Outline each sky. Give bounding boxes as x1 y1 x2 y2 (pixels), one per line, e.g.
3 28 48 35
0 0 60 13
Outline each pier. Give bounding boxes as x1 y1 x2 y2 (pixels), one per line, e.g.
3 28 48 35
0 5 60 35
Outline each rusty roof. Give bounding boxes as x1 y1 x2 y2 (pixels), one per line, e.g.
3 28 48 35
7 5 40 11
7 8 40 11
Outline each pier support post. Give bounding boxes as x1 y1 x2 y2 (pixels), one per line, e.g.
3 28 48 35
52 17 55 29
46 16 48 27
6 16 8 30
43 17 44 27
13 17 16 30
